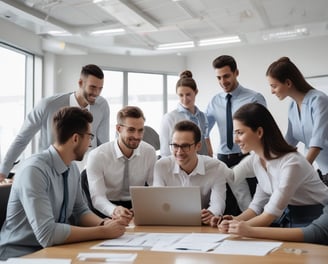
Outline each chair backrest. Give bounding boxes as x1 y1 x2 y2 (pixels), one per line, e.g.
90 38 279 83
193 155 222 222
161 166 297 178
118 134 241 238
143 126 160 151
80 169 107 218
0 184 12 229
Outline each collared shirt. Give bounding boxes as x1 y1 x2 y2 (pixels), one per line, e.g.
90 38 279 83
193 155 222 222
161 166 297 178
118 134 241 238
69 92 90 111
206 84 266 154
286 89 328 174
0 145 90 260
302 204 328 245
86 140 157 217
234 152 328 217
160 103 209 157
0 92 110 176
153 154 230 215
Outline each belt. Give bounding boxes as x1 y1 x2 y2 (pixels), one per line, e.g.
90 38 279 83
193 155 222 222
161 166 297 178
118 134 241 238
217 153 245 159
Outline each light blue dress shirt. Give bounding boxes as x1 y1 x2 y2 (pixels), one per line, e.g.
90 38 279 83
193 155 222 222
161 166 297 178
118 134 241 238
285 89 328 174
0 145 90 260
160 103 209 157
302 204 328 245
206 84 266 154
0 92 109 176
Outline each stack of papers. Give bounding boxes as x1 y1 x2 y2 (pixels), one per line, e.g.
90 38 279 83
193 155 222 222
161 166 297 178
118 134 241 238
92 232 282 256
213 240 283 256
77 253 137 262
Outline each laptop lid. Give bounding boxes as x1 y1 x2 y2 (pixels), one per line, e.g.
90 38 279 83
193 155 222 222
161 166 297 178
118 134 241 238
130 186 202 226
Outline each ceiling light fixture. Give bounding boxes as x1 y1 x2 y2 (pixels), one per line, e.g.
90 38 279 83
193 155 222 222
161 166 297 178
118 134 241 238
262 27 308 40
156 41 194 50
47 30 71 36
90 28 125 35
198 36 241 46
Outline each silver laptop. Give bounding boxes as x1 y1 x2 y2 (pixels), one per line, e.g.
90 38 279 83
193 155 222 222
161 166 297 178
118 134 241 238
130 186 202 226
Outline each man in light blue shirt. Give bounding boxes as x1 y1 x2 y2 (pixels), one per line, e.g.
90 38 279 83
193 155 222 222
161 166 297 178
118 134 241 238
0 64 109 182
0 107 125 260
206 55 266 215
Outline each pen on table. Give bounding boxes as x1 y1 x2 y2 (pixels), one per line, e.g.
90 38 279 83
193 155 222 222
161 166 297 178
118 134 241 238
175 247 202 251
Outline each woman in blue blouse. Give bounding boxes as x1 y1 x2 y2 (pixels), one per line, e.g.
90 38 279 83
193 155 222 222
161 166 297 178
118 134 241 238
266 57 328 184
160 70 213 157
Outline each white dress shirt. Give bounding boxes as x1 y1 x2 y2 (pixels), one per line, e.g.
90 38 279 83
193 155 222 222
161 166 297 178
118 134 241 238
154 155 231 215
234 152 328 217
86 140 156 217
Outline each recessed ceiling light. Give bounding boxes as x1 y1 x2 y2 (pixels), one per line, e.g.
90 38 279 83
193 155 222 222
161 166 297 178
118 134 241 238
47 30 71 36
90 28 125 35
198 36 241 46
262 27 308 40
156 41 194 50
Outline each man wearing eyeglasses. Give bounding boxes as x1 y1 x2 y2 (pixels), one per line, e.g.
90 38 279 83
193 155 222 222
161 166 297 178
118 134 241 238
86 106 157 226
0 64 109 183
154 120 233 225
0 107 125 260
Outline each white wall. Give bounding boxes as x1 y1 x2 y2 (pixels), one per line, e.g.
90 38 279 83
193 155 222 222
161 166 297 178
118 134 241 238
0 18 42 55
53 53 187 96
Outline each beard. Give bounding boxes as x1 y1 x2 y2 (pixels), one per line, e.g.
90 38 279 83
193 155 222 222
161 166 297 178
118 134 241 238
73 144 86 161
82 88 96 105
121 137 140 150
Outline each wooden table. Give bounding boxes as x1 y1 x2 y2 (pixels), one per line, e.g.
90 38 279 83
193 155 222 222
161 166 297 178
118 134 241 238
25 225 328 264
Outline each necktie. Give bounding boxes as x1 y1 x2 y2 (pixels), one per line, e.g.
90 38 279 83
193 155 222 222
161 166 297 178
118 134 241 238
226 94 233 150
122 157 130 197
59 169 69 223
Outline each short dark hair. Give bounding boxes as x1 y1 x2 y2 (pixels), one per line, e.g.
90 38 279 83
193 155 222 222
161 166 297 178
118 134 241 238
117 106 145 124
176 70 197 92
212 55 237 72
53 107 93 144
233 103 296 160
81 64 104 79
266 57 313 93
173 120 201 143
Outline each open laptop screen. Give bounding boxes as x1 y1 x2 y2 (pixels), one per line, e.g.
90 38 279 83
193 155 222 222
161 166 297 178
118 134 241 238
130 186 202 226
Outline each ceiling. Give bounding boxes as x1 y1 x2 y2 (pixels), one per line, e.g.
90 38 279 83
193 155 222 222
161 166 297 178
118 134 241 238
1 0 328 56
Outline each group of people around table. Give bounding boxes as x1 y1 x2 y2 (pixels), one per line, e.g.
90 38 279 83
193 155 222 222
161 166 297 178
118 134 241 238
1 55 328 260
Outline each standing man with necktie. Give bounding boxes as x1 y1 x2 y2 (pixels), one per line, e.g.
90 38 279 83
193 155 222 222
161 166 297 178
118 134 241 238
206 55 267 216
86 106 157 226
0 107 125 260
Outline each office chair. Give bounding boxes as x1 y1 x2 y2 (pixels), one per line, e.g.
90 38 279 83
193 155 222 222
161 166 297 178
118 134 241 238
0 184 12 229
143 126 160 151
80 169 108 218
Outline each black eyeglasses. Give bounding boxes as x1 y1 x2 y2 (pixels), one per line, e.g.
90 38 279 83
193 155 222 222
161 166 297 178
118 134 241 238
169 143 195 152
77 132 95 141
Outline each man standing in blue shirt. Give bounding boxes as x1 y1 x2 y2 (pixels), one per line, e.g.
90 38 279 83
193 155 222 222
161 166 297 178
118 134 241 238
0 107 125 260
0 64 109 182
206 55 267 215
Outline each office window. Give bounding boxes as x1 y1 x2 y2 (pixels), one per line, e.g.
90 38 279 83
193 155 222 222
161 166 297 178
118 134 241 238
0 43 42 164
103 69 178 139
102 70 124 140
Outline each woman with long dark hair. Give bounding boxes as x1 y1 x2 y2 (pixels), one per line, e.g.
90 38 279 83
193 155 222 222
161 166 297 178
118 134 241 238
266 57 328 184
213 103 328 229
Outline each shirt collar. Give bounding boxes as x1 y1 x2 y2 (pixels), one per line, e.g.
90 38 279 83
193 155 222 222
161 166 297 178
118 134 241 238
114 139 141 160
221 83 242 98
48 145 70 175
70 92 90 111
176 103 200 116
173 155 205 176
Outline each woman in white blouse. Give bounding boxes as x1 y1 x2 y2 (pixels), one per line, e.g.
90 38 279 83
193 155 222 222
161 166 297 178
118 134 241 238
213 103 328 230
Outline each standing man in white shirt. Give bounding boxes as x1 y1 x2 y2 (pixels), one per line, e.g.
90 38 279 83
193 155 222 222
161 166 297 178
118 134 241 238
86 106 157 226
154 120 235 225
0 64 109 182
